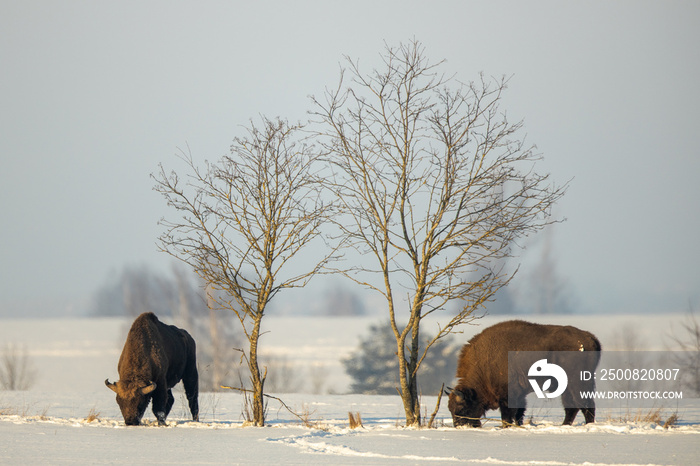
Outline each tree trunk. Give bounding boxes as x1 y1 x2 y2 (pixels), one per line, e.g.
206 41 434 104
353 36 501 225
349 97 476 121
400 290 425 427
408 319 422 425
397 331 422 427
249 315 265 427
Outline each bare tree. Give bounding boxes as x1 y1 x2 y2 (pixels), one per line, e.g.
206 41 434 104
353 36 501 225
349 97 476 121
153 117 333 426
320 285 367 316
312 40 566 426
521 227 576 314
668 308 700 396
0 344 36 391
91 265 174 318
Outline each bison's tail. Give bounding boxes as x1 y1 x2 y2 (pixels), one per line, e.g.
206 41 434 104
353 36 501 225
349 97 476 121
588 335 602 368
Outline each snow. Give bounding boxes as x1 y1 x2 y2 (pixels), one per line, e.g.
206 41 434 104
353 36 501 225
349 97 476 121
1 315 699 465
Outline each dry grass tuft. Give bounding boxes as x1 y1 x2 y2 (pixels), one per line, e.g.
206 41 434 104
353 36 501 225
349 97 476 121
663 413 679 429
298 403 330 430
637 407 663 424
606 407 676 425
38 405 50 421
0 406 16 416
85 407 100 423
348 411 363 429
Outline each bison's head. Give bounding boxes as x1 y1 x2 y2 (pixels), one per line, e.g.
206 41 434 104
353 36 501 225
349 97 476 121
447 387 484 428
105 378 156 426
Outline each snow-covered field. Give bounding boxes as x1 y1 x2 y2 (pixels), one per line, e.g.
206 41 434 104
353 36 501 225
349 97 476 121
1 314 698 465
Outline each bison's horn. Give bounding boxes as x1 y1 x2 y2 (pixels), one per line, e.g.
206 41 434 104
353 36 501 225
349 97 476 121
141 382 157 395
105 379 118 393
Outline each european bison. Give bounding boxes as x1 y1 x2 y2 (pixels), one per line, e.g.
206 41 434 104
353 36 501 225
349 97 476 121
448 320 601 428
105 312 199 426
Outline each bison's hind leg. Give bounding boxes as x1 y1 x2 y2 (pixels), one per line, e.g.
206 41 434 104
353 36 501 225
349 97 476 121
515 408 526 426
582 407 595 424
183 365 199 421
563 408 579 425
188 394 199 422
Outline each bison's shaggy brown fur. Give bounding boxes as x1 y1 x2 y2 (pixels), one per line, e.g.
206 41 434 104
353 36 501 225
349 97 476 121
448 320 600 428
106 312 198 426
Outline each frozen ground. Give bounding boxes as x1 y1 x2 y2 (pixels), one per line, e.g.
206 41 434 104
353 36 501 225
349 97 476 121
1 315 698 465
1 390 698 465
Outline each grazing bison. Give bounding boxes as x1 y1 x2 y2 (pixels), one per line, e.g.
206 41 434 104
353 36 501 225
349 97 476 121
448 320 601 428
105 312 199 426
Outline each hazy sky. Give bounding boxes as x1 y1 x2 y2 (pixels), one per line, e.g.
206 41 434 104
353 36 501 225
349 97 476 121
2 1 699 317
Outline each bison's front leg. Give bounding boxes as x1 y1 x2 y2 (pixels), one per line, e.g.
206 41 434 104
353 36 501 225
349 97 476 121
582 407 595 424
499 399 526 427
165 389 175 418
151 387 170 426
498 401 523 427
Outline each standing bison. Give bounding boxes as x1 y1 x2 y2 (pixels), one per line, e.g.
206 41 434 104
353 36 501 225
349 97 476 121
106 312 199 426
448 320 601 428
